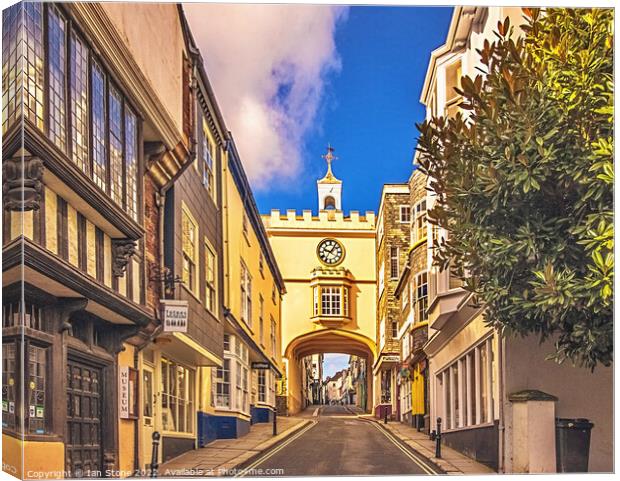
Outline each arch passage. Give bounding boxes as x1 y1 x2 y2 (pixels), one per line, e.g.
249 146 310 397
284 329 376 414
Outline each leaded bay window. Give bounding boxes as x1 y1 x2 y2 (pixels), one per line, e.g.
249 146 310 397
2 3 141 217
312 285 350 317
91 61 107 191
2 2 44 133
70 32 89 173
47 5 66 151
436 337 493 431
109 86 124 204
161 358 195 434
125 108 139 220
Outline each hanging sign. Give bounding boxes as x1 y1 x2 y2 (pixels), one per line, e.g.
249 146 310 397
161 299 189 332
251 362 270 370
119 366 130 419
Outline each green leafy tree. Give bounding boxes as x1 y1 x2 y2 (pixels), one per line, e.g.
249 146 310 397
416 8 613 369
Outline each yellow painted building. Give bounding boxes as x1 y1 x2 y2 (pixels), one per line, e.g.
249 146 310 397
214 137 285 436
262 148 377 414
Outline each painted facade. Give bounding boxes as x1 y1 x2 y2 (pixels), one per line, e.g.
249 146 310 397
262 150 377 415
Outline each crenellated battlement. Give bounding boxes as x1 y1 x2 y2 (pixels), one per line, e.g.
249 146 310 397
263 209 376 231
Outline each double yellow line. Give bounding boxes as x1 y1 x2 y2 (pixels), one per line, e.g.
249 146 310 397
368 421 439 475
235 420 317 477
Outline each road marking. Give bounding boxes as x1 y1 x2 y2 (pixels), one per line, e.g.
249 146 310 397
369 422 439 475
313 407 320 417
235 420 317 477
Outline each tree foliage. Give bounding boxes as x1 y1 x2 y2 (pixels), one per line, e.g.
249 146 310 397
416 8 613 369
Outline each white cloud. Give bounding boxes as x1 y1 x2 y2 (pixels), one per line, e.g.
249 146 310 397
184 3 347 190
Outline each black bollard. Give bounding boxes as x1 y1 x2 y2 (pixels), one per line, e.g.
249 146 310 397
435 418 442 459
273 407 277 436
150 431 161 478
384 407 388 424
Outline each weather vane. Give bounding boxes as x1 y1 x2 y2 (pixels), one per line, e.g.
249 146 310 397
322 143 338 174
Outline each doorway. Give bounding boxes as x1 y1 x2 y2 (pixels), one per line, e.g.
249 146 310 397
65 359 103 478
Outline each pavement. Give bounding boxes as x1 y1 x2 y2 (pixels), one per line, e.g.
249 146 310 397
357 414 496 475
158 405 494 477
159 416 310 477
235 404 441 476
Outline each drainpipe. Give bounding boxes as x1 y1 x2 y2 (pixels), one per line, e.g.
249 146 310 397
497 329 506 473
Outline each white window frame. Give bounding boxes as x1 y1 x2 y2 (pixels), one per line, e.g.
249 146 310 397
205 238 217 314
202 118 216 199
181 204 199 296
161 357 195 434
414 271 428 323
270 315 277 357
413 199 427 243
436 336 493 431
241 261 252 326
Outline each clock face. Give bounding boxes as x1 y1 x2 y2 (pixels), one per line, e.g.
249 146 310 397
317 239 344 266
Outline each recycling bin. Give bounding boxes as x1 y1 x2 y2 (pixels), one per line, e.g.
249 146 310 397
555 418 594 472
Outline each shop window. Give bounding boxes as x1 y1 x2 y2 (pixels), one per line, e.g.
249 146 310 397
2 342 17 430
215 359 230 408
258 370 266 403
181 207 199 295
436 337 493 430
161 358 195 434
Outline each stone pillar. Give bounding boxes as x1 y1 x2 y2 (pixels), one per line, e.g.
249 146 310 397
509 390 558 473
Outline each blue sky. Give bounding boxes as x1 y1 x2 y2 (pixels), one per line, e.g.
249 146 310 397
323 353 351 379
253 6 453 214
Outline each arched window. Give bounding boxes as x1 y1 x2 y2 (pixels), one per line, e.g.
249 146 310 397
324 196 336 210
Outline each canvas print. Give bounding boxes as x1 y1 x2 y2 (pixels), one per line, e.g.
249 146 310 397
1 1 614 479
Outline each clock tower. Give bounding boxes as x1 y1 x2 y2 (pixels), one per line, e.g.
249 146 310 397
317 145 342 211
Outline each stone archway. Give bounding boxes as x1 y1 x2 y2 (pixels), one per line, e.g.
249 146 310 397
284 328 376 414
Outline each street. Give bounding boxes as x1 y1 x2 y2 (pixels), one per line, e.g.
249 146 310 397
236 405 440 476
